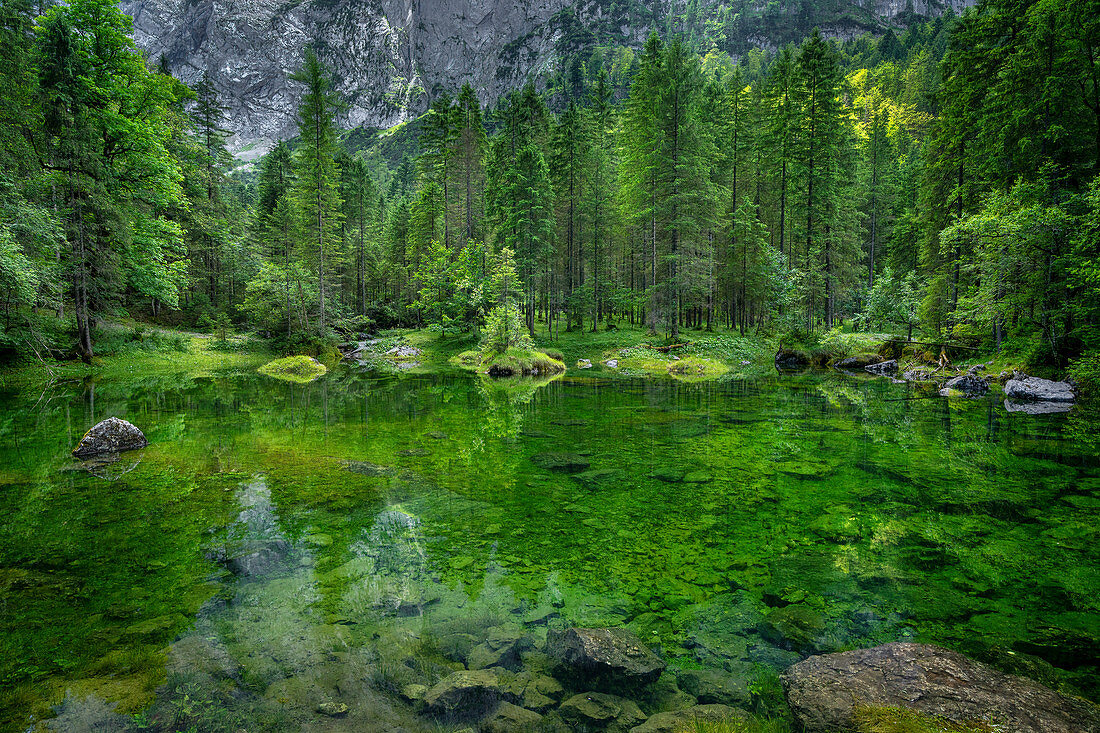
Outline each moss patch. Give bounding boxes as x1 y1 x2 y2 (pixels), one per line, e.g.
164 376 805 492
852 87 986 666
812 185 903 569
852 706 994 733
257 355 327 383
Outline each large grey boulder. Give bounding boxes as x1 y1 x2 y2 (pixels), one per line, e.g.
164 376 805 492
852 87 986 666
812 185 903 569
549 627 666 691
781 642 1100 733
72 417 148 458
1005 375 1075 403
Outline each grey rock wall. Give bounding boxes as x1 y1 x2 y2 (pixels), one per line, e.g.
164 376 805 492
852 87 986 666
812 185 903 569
121 0 972 155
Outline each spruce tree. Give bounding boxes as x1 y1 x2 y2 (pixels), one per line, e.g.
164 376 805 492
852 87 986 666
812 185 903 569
290 47 343 331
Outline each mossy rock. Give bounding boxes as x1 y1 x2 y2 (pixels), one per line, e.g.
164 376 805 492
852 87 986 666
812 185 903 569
257 355 327 383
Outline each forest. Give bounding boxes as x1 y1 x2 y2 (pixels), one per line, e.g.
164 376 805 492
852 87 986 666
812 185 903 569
0 0 1098 381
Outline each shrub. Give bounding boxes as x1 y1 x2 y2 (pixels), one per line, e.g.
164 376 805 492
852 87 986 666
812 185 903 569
1069 350 1100 399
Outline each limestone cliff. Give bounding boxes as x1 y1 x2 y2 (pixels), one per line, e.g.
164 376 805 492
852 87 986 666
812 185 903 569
121 0 972 154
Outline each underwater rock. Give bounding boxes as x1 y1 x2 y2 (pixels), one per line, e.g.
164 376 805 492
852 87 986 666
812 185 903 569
640 671 697 713
549 627 666 691
72 417 147 458
833 354 883 369
578 359 593 369
939 373 990 397
400 683 428 702
530 452 591 474
558 691 647 730
646 468 686 483
1005 375 1075 403
482 701 542 732
605 359 619 368
674 668 751 708
467 626 532 671
864 359 898 376
775 349 809 370
760 604 826 653
316 701 348 716
220 538 290 577
344 460 395 477
629 704 751 733
423 669 518 718
781 642 1100 733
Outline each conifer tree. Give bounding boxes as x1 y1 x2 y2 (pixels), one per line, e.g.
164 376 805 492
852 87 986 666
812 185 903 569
290 47 343 331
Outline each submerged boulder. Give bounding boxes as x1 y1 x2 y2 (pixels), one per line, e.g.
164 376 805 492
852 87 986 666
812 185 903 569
781 642 1100 733
1005 375 1075 403
549 627 666 691
558 692 647 730
482 701 542 732
630 704 751 733
72 417 147 458
423 669 518 718
530 452 591 474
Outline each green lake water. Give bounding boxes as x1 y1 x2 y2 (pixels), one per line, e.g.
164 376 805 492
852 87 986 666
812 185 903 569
1 365 1098 731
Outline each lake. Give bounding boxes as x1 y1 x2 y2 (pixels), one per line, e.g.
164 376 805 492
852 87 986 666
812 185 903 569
1 365 1097 731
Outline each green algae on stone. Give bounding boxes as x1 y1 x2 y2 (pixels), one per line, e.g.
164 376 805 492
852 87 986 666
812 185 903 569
257 355 327 383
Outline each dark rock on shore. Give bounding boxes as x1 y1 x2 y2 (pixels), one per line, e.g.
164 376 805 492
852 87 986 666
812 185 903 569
864 359 898 376
72 417 147 457
940 373 990 397
781 642 1100 733
775 349 809 370
834 354 884 369
549 627 666 692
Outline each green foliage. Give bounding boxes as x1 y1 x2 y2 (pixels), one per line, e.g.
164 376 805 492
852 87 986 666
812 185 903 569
1068 351 1100 400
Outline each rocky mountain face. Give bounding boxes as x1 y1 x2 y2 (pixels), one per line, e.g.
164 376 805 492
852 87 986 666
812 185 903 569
121 0 972 155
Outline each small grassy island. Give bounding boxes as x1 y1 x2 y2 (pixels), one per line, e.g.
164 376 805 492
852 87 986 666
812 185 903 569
257 354 328 383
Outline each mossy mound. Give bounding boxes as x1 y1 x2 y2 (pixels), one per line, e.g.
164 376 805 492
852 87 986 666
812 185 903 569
454 347 566 377
257 355 328 383
668 356 729 381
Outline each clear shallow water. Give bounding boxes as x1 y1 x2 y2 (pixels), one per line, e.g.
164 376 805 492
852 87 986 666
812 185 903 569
1 366 1098 731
